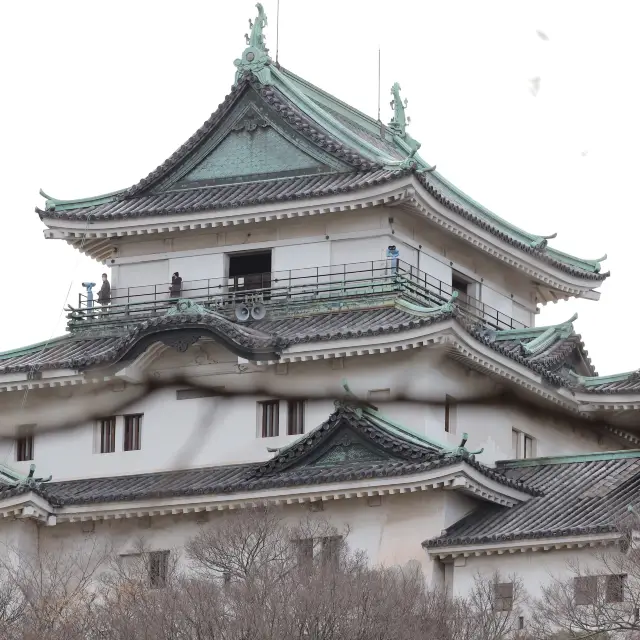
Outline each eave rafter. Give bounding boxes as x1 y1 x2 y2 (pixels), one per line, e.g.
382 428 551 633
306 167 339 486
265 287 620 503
43 177 602 297
0 463 529 525
426 533 620 560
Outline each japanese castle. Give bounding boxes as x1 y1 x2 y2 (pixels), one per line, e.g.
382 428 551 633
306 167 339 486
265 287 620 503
1 2 638 606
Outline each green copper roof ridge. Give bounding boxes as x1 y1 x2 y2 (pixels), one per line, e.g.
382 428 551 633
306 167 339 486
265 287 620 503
362 406 448 451
520 313 577 355
498 449 640 468
40 188 124 212
568 369 640 387
277 66 391 137
421 172 604 273
493 313 578 341
0 335 69 361
269 66 398 165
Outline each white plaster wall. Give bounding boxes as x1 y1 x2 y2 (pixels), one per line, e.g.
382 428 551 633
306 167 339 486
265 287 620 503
35 490 460 584
104 207 537 329
0 346 620 483
449 546 618 629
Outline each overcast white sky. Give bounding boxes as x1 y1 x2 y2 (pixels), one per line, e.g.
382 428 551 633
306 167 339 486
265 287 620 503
1 1 638 375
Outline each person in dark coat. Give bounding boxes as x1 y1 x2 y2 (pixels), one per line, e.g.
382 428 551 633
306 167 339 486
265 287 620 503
97 273 111 307
169 272 183 299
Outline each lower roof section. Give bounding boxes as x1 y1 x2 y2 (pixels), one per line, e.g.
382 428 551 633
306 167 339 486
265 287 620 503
0 405 532 515
426 450 640 550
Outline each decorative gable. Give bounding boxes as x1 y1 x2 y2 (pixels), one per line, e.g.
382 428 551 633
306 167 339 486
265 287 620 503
151 89 353 191
253 405 441 478
181 117 326 184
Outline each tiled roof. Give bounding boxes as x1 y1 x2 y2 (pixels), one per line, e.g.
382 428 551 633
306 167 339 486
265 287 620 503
426 452 640 548
0 304 455 373
35 70 607 282
574 370 640 394
0 406 533 507
37 169 402 221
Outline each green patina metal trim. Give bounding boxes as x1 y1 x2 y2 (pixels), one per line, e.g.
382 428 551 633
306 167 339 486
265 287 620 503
568 369 639 388
234 3 272 85
341 380 449 451
270 66 398 165
442 432 484 458
498 449 640 468
521 313 576 356
394 290 457 316
40 188 123 212
0 462 52 488
0 335 69 361
493 313 577 342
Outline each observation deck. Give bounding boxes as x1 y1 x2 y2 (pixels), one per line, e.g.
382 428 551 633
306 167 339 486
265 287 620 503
67 260 527 333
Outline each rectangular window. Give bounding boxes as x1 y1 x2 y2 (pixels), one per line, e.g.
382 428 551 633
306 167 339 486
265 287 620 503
524 435 535 459
320 536 342 569
228 250 272 293
16 436 34 462
512 429 536 460
294 538 314 570
149 551 169 589
445 395 456 433
574 576 598 605
494 582 514 612
124 414 142 452
287 400 305 436
260 401 280 437
98 417 116 454
606 574 626 603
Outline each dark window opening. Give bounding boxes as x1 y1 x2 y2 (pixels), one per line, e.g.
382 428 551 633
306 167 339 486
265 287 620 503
524 435 535 459
99 417 116 454
294 538 314 570
574 576 598 605
260 401 280 437
149 551 169 589
494 582 514 612
124 414 142 451
228 251 272 293
444 395 456 433
16 436 34 462
287 400 305 435
451 273 470 302
320 536 342 569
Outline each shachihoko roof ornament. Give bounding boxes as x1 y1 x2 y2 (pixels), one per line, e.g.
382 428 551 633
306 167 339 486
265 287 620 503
234 2 272 85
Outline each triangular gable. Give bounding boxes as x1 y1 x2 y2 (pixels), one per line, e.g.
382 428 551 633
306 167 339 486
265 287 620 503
149 85 354 192
254 405 440 478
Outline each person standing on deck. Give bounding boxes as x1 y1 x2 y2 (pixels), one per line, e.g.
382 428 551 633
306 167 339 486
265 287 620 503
97 273 111 312
170 272 183 299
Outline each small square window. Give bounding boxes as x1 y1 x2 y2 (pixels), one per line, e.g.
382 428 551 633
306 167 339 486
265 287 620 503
574 576 598 605
494 582 514 612
98 417 116 454
287 400 305 436
149 551 169 589
16 436 34 462
260 401 280 437
124 415 142 451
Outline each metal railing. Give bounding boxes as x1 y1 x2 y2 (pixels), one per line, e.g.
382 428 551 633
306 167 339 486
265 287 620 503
68 260 527 332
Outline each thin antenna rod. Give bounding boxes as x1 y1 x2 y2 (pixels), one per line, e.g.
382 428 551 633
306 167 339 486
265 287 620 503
377 47 381 121
275 0 281 65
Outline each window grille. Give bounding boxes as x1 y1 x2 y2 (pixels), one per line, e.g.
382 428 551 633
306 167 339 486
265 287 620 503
149 551 169 589
260 401 279 437
287 400 305 435
574 576 598 605
494 582 514 611
99 417 116 454
124 414 142 451
16 436 34 462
